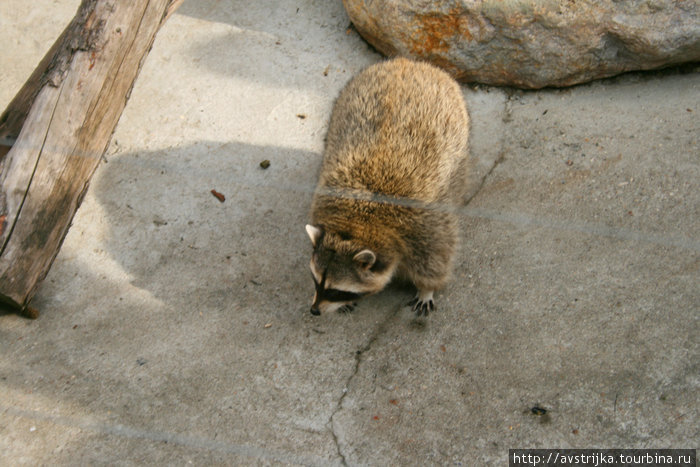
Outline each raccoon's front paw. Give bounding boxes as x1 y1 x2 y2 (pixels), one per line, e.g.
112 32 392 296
408 297 434 316
337 303 357 314
408 290 435 316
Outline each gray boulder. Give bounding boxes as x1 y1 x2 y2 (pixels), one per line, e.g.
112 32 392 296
343 0 700 88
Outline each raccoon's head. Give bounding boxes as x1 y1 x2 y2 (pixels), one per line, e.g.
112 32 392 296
305 224 396 315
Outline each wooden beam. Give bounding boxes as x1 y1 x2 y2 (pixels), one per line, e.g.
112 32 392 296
0 0 185 316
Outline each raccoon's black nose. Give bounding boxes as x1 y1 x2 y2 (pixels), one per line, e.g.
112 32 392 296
310 307 321 316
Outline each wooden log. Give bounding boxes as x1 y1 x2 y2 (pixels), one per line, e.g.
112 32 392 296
0 0 184 316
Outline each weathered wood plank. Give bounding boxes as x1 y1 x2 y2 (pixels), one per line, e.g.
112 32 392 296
0 0 184 314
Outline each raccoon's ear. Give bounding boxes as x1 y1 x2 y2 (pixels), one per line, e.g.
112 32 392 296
305 224 323 247
353 249 376 270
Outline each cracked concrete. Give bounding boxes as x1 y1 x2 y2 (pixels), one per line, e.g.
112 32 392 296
330 303 404 466
1 0 698 465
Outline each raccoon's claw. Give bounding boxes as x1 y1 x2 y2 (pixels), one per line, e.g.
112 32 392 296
408 297 435 316
338 303 357 314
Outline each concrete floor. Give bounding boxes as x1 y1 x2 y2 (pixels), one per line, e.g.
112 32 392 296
1 1 698 465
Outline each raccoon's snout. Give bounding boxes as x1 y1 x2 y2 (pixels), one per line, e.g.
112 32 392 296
310 307 321 316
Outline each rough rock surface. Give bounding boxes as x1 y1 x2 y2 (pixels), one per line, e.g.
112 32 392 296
343 0 700 88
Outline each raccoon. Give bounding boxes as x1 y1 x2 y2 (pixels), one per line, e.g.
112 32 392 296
306 57 470 316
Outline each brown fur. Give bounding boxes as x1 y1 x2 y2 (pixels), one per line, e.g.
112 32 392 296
307 57 470 315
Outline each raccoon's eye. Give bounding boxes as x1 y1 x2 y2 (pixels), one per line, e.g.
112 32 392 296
322 288 365 303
